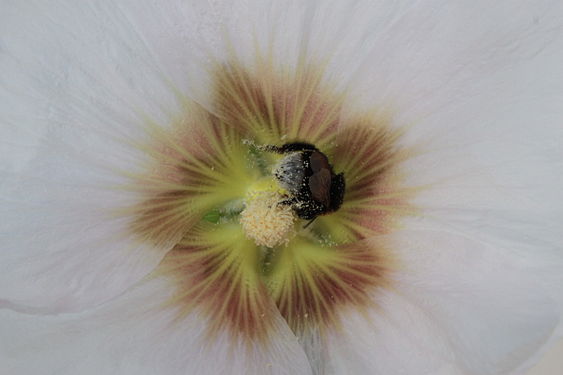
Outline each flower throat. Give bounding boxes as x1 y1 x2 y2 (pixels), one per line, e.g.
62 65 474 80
126 56 415 344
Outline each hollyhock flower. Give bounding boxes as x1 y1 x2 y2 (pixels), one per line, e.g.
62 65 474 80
1 0 563 374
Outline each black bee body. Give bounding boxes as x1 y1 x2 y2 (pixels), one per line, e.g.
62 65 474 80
265 142 345 221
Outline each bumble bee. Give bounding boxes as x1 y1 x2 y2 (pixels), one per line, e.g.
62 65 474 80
264 142 345 224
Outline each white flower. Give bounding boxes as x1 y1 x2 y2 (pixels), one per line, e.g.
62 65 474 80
1 1 563 374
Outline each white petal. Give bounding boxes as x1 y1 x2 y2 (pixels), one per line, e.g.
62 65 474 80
0 276 312 375
356 0 563 226
335 0 563 331
322 289 454 375
322 230 559 375
303 230 561 375
0 208 164 313
397 230 559 374
0 0 207 311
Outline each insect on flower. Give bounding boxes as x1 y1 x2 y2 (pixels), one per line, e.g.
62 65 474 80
263 142 345 226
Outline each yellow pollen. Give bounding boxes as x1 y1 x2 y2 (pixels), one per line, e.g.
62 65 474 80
239 191 295 248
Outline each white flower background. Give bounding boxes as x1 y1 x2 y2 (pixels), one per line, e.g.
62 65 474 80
529 341 563 374
1 1 563 374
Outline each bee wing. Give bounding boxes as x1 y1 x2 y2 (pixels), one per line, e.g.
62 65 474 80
309 168 331 207
309 151 330 172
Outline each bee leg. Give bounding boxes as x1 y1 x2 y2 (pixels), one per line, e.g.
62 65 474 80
302 217 317 229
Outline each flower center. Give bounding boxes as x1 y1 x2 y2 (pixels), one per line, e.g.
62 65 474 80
127 57 416 346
